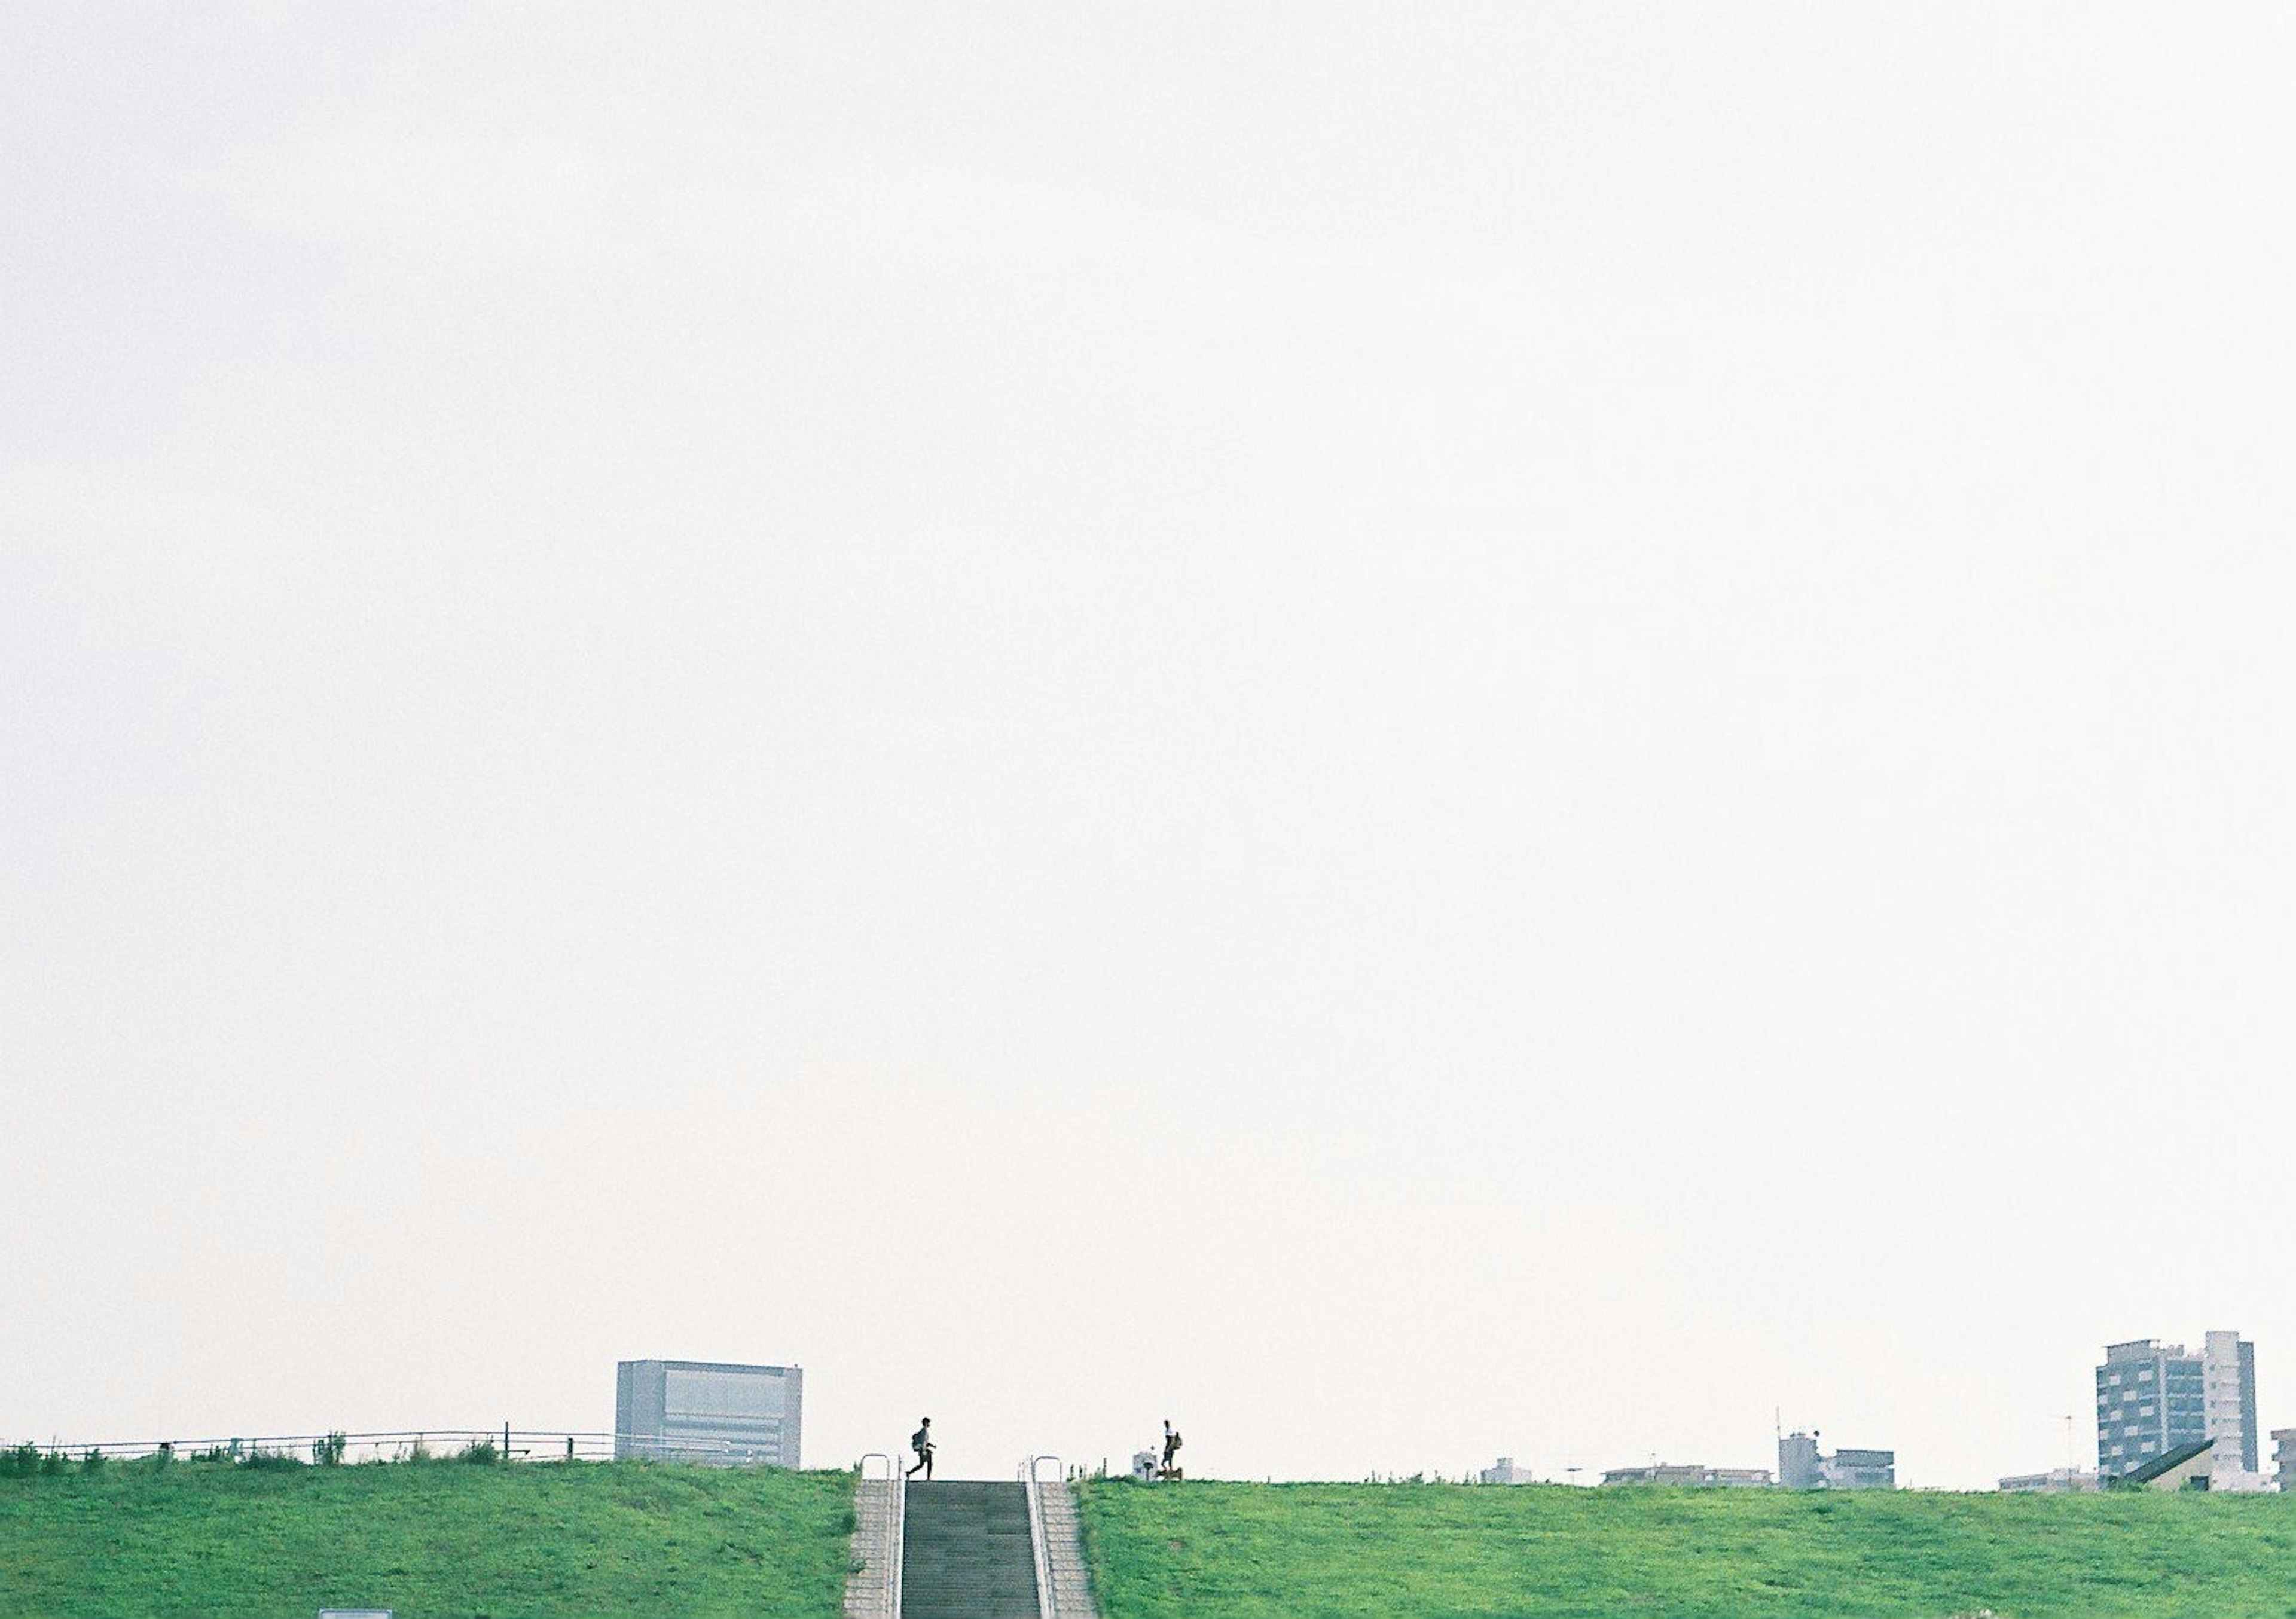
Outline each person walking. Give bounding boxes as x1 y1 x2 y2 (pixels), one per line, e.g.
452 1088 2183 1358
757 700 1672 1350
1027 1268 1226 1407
907 1418 935 1480
1161 1419 1183 1479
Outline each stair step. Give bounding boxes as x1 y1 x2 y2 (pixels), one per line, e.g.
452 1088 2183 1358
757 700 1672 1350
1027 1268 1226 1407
900 1482 1040 1619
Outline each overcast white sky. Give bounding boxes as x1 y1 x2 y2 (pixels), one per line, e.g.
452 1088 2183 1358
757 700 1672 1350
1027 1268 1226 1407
6 4 2295 1490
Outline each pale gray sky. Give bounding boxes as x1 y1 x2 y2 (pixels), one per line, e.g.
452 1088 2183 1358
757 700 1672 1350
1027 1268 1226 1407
5 4 2294 1489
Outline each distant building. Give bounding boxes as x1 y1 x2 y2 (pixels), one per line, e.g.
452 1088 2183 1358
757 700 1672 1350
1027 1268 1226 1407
2096 1340 2205 1481
1478 1456 1536 1484
1601 1463 1773 1487
1778 1430 1895 1490
1826 1448 1896 1489
2112 1437 2215 1492
614 1358 802 1467
2096 1332 2258 1486
2274 1428 2296 1494
2200 1330 2263 1487
1998 1468 2100 1493
1778 1431 1821 1489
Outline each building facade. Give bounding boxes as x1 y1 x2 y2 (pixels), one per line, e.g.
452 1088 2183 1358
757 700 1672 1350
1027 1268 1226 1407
2095 1340 2206 1481
1478 1456 1536 1484
1600 1463 1773 1487
2095 1332 2257 1486
1998 1468 2100 1493
2273 1428 2296 1494
2200 1330 2261 1484
614 1358 802 1467
1778 1431 1896 1490
1824 1448 1896 1489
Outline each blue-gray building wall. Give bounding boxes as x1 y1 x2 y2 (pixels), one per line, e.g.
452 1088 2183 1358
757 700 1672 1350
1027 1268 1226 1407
2238 1339 2259 1473
2096 1343 2205 1480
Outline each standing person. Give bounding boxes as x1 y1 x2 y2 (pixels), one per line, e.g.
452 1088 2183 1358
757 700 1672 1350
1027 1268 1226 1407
907 1418 935 1480
1161 1419 1182 1479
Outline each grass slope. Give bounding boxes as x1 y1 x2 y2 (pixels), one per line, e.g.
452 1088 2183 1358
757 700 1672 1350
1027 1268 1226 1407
1079 1479 2296 1619
0 1460 856 1619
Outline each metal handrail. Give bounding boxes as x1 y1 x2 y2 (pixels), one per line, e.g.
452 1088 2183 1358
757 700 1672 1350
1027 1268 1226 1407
7 1428 619 1465
1021 1453 1062 1619
857 1452 904 1619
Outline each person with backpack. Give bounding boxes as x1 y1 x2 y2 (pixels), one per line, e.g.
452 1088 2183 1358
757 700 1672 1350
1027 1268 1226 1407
1160 1419 1183 1479
907 1418 935 1480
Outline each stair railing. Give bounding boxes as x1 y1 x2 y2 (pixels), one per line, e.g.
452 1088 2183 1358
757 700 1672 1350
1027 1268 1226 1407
1021 1453 1063 1619
858 1452 905 1619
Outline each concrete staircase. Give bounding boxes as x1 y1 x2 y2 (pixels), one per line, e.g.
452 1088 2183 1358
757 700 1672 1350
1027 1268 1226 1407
900 1481 1042 1619
844 1473 903 1619
1030 1476 1095 1617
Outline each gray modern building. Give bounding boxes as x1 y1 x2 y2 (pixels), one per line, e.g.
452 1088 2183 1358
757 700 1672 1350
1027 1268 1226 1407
2095 1332 2258 1485
615 1358 802 1467
2095 1339 2206 1481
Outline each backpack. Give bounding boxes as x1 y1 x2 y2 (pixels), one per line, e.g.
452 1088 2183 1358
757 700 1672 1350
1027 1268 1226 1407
912 1428 931 1452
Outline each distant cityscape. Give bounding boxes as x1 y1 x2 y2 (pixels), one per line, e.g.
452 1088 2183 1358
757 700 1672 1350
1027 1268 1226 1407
602 1334 2294 1493
1482 1326 2291 1494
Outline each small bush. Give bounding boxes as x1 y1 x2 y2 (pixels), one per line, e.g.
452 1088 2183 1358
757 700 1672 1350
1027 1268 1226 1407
312 1432 347 1467
191 1446 236 1464
455 1440 500 1465
1 1442 41 1477
149 1441 173 1469
39 1449 67 1476
80 1449 105 1471
240 1447 304 1470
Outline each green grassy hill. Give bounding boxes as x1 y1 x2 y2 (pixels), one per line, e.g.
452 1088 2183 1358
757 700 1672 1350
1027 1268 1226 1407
0 1458 855 1619
17 1459 2296 1618
1077 1478 2296 1619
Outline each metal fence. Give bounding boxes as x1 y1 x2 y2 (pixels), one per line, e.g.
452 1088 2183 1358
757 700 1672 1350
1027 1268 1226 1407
6 1428 619 1467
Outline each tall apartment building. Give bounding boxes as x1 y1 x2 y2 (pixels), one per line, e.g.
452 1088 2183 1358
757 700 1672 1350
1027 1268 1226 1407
2200 1330 2260 1483
614 1358 802 1467
2095 1332 2255 1485
2096 1340 2204 1480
